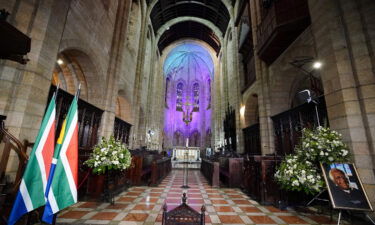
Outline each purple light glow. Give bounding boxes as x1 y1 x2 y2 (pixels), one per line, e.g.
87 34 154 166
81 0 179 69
163 43 213 148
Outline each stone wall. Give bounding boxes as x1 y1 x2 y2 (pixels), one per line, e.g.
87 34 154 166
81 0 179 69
244 0 375 207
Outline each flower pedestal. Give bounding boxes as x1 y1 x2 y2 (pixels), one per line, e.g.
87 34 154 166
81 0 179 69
103 171 114 205
84 136 132 202
87 173 105 200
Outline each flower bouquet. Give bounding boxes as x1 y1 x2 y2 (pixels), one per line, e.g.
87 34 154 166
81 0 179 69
84 136 132 174
275 126 351 194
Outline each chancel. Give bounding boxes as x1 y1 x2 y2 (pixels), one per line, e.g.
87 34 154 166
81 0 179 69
1 0 375 224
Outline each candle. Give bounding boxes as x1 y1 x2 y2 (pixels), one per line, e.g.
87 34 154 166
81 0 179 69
186 138 189 147
229 138 231 145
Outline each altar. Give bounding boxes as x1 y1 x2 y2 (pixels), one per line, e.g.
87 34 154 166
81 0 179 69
172 147 200 162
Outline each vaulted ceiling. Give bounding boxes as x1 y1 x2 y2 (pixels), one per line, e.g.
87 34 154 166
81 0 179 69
149 0 232 54
158 21 221 54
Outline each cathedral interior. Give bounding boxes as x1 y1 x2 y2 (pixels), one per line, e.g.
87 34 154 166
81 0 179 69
1 0 375 224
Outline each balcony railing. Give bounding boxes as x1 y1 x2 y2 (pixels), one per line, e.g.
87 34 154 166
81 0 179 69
256 0 311 64
242 56 256 91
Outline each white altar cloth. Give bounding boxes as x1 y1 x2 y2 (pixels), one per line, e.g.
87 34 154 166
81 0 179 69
172 147 200 162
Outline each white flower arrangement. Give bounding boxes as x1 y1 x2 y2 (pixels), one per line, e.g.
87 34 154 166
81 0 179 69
275 155 324 194
84 136 132 175
275 126 351 194
296 126 349 164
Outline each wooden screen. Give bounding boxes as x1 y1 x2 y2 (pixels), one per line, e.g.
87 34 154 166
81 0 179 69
114 117 131 145
47 85 103 198
242 123 261 155
271 96 328 156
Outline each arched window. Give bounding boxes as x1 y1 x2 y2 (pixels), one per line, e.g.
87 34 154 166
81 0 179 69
176 82 183 111
165 77 170 108
193 83 199 111
207 78 211 109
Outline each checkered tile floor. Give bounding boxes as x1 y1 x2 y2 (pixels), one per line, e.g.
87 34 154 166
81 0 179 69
57 170 343 224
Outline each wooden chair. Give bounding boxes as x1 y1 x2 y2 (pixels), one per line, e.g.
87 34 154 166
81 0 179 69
0 116 28 224
162 193 205 225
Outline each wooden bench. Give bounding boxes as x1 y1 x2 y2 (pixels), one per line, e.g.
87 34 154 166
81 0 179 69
218 157 243 188
128 150 171 186
241 155 284 206
151 157 172 186
200 158 219 187
242 155 262 201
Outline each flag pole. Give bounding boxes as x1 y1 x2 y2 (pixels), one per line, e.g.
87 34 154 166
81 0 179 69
75 83 81 99
50 83 80 225
54 83 60 99
50 83 58 225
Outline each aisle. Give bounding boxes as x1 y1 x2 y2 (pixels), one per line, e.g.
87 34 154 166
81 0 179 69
57 170 340 224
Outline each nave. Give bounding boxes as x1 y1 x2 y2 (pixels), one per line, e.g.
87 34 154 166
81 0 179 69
57 170 342 225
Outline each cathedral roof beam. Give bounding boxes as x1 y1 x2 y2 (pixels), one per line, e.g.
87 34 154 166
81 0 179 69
157 20 221 55
149 0 230 36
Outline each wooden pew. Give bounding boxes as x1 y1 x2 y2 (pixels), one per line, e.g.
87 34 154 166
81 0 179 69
200 158 219 187
128 150 171 186
241 155 283 206
242 155 262 201
218 157 243 188
260 156 282 205
150 157 172 186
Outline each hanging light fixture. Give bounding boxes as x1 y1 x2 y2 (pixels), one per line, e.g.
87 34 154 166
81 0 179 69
182 96 194 125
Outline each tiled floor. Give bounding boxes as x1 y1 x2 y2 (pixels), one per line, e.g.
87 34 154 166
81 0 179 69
57 170 343 225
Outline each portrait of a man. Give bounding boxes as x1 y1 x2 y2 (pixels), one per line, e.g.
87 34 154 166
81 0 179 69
322 163 372 211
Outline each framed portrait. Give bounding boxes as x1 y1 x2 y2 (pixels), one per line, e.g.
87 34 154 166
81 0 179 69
321 163 373 211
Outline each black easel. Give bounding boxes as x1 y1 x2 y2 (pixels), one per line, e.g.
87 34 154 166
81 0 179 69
181 146 190 189
307 189 329 206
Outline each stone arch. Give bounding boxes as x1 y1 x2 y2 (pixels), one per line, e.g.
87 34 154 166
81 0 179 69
226 27 232 43
53 51 89 101
147 24 153 40
53 53 78 96
205 128 212 147
147 0 234 23
155 17 224 45
59 39 104 80
58 41 106 108
161 39 218 71
173 129 184 146
189 130 201 147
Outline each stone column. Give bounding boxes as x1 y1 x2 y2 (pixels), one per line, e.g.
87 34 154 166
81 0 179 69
100 0 132 138
309 0 375 205
0 0 70 179
249 0 275 155
130 4 149 149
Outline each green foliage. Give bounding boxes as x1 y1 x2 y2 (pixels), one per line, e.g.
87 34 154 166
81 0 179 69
275 126 351 194
84 136 132 175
